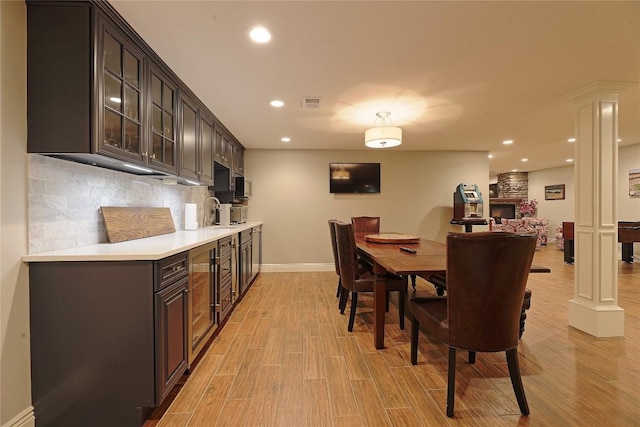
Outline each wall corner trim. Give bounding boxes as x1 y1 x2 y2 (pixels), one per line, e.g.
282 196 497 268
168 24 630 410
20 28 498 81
2 406 35 427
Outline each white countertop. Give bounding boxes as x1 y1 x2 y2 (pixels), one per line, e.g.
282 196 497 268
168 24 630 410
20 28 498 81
23 222 262 262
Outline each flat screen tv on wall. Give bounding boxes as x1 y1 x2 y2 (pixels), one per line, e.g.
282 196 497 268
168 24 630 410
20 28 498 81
329 162 380 194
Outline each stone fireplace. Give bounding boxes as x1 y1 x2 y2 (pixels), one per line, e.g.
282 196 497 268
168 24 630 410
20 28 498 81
489 172 528 222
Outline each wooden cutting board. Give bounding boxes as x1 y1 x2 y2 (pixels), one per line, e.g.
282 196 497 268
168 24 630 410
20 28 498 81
101 206 176 243
364 233 420 244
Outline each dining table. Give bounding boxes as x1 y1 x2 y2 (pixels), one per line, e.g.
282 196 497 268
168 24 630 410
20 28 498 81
355 233 550 349
355 236 446 349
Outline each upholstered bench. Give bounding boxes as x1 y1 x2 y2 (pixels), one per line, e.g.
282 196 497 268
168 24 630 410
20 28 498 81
420 273 532 338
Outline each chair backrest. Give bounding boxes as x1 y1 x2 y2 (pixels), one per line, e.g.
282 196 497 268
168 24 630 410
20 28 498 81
351 216 380 238
334 221 360 292
328 219 340 275
446 231 536 352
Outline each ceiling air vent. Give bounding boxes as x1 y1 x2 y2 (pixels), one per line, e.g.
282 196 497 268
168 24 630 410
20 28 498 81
301 97 322 109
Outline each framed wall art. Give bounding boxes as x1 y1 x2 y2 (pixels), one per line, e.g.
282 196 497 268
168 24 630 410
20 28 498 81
629 169 640 197
544 184 565 200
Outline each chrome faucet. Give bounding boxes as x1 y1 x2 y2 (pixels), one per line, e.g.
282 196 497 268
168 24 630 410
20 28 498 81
203 196 221 227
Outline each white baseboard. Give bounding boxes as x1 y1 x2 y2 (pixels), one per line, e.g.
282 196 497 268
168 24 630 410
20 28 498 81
2 407 35 427
261 263 333 272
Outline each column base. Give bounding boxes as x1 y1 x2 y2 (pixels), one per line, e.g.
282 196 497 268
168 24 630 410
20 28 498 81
568 299 624 337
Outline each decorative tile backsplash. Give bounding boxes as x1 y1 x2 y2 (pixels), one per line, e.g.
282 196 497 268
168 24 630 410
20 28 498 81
28 155 209 253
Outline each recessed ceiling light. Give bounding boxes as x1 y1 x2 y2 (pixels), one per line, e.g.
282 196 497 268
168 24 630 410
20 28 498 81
487 154 493 159
270 100 284 108
566 158 574 162
521 158 528 162
249 26 272 43
281 137 291 143
503 139 513 145
617 138 622 142
568 138 576 142
512 169 518 172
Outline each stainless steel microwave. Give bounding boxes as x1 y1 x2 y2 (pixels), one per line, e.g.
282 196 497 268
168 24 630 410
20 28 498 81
234 177 251 198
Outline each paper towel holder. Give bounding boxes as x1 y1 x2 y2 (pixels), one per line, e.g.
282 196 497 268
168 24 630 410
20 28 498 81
184 203 198 230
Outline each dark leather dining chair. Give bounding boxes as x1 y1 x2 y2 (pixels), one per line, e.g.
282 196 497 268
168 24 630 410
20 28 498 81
330 219 374 311
334 221 407 331
410 231 536 418
351 216 380 238
351 216 419 291
328 219 343 299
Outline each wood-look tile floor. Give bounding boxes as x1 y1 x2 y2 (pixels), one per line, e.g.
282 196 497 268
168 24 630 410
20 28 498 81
144 246 640 426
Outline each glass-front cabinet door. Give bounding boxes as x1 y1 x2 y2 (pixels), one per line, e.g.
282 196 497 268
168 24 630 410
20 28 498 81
188 243 216 364
199 110 214 185
98 17 146 164
149 64 178 175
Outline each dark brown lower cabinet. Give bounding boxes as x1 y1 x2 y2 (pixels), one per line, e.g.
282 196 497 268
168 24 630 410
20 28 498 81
239 230 252 296
29 253 189 427
217 236 234 322
154 276 188 404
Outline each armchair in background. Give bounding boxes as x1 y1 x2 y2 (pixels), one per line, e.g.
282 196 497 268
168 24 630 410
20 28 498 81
495 218 548 249
554 226 564 250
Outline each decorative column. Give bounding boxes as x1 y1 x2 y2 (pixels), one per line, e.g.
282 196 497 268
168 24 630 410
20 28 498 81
561 81 631 337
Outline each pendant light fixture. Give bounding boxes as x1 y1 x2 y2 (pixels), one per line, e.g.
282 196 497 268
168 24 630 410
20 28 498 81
365 111 402 148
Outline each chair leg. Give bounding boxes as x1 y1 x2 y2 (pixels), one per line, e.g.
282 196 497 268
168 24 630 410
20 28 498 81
468 351 476 364
398 289 405 330
348 292 358 332
335 277 341 298
410 274 416 290
447 347 457 418
410 316 419 365
519 307 527 339
339 288 349 314
506 348 530 416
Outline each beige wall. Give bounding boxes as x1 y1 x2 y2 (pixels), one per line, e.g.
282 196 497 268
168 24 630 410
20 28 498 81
528 164 575 234
516 143 640 256
0 2 34 426
245 149 489 268
618 143 640 222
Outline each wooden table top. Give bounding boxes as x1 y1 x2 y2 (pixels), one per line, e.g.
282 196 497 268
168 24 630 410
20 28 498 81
356 237 446 276
356 236 550 275
364 233 421 244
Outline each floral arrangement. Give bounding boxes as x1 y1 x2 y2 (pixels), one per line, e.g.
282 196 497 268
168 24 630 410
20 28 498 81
518 199 538 217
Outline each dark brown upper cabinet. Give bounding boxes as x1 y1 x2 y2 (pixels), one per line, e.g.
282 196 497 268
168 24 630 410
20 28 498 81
199 110 215 185
214 127 231 168
27 3 153 172
234 143 245 176
98 17 147 164
148 64 179 175
26 0 244 183
178 92 199 181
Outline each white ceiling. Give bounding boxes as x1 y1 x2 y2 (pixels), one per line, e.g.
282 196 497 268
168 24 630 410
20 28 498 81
110 0 640 176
